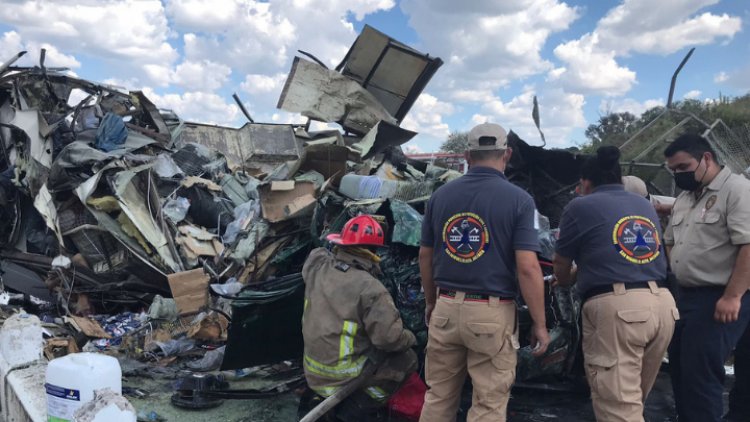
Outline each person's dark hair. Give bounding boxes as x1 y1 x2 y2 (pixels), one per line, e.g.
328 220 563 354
664 133 717 161
581 146 622 187
468 149 504 162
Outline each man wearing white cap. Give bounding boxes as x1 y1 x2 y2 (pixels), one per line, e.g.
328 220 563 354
419 123 550 421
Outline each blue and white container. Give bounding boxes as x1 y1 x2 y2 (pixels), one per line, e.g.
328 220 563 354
45 353 121 422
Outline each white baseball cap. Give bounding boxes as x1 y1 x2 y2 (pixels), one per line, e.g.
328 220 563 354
468 123 508 151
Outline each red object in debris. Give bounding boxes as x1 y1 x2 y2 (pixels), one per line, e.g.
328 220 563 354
325 215 385 247
387 372 427 421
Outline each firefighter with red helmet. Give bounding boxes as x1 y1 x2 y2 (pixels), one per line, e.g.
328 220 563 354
301 215 418 419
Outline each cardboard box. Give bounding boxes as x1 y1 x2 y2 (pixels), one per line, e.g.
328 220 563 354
167 269 210 315
259 181 317 223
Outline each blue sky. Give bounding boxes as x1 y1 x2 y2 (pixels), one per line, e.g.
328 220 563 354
1 0 748 152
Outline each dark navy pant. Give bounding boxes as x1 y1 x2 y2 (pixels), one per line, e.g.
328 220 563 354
728 325 750 419
669 287 750 422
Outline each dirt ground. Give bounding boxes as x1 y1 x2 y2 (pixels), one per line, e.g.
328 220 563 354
507 370 737 422
125 370 734 421
506 372 677 422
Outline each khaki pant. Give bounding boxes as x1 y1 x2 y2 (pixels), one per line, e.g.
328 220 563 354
420 291 518 422
583 282 678 422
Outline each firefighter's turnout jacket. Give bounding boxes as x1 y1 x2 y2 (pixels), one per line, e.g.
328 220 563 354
301 247 416 400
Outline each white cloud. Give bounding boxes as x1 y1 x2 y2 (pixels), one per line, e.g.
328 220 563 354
36 43 81 69
180 13 294 75
101 77 143 91
397 0 583 149
308 121 342 132
596 1 741 55
241 74 288 95
143 64 173 87
714 65 750 91
550 0 742 97
683 90 702 100
599 98 665 117
550 33 637 97
165 0 243 31
142 88 239 126
714 71 729 83
449 89 498 104
401 93 456 140
142 60 232 91
0 1 176 64
143 60 232 91
471 87 586 147
401 0 579 90
617 12 741 54
0 31 22 55
267 111 308 125
403 144 424 154
236 73 292 120
172 0 395 76
0 31 80 69
172 60 232 91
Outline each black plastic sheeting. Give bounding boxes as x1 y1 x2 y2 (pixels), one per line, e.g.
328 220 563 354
379 246 427 349
507 131 584 227
0 259 54 301
221 274 305 370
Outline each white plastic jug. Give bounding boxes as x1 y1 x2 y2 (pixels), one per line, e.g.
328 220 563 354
45 353 122 422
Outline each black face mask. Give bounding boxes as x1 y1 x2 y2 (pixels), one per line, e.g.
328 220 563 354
674 172 700 191
673 156 704 191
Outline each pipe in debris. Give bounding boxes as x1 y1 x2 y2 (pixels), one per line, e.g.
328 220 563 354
0 51 26 75
667 48 695 109
232 93 254 124
231 93 252 176
38 48 64 106
297 50 328 69
299 361 380 422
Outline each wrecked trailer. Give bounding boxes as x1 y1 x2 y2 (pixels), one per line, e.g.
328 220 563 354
0 51 180 310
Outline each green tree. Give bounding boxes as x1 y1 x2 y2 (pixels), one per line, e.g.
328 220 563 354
440 131 469 153
578 93 750 196
583 112 638 151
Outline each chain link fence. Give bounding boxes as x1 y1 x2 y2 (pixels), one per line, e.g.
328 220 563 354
619 111 749 197
706 122 750 175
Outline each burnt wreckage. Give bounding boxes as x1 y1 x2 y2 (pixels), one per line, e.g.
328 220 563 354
0 25 587 402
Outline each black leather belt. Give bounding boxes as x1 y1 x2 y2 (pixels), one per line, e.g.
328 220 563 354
582 281 667 303
438 288 514 302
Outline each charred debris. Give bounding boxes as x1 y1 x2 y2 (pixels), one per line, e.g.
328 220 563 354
0 25 584 408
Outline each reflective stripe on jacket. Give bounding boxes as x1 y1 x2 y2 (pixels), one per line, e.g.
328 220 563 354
301 247 416 394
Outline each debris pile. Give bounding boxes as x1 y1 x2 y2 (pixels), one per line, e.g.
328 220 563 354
0 24 584 419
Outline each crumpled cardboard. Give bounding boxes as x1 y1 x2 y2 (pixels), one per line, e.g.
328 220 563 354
167 269 210 315
259 181 317 223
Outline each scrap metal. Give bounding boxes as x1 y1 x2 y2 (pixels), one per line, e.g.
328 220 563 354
0 25 593 421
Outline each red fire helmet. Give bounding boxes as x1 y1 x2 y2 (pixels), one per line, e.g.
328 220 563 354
326 215 385 247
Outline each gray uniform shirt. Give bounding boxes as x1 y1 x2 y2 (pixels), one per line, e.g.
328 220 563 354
664 167 750 287
556 184 668 297
420 166 540 298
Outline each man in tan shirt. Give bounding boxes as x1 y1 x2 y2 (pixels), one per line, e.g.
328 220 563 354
663 133 750 422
